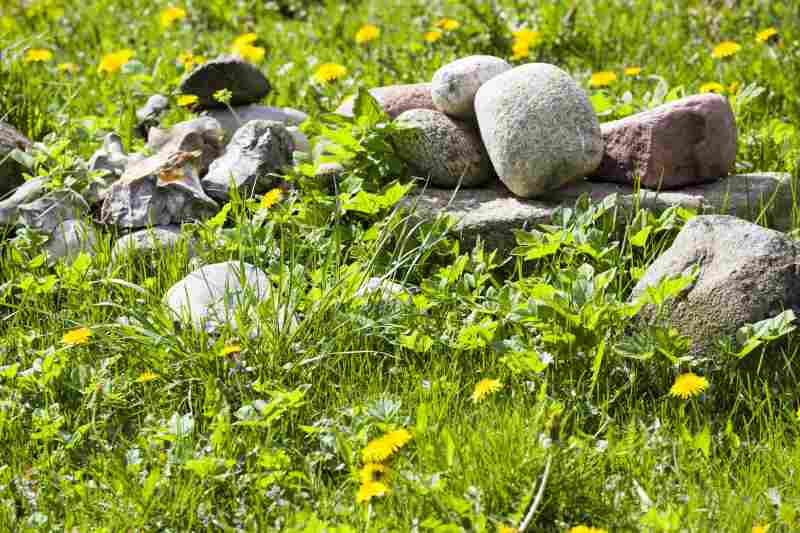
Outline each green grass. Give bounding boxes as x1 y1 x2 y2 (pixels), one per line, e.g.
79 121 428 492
2 0 800 531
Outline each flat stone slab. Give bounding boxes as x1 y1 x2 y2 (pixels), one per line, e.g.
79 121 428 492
409 173 794 252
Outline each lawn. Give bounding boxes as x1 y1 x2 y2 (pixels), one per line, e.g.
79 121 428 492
1 1 800 531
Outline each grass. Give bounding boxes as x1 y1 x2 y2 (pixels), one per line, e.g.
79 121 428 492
2 0 800 531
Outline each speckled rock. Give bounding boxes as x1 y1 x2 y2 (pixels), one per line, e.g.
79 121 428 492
146 117 225 175
164 261 271 332
111 225 194 265
178 56 271 109
431 55 511 119
135 94 169 138
589 93 737 189
18 190 90 233
45 219 98 264
631 215 800 353
335 83 436 119
0 121 32 196
202 120 294 201
475 63 603 198
393 109 491 188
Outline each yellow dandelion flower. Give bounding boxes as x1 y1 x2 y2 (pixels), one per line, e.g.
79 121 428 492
711 41 741 59
471 378 502 403
589 71 617 88
669 372 709 399
221 344 241 356
752 525 768 533
177 52 205 70
756 28 778 44
359 463 389 484
512 29 543 46
356 480 389 503
159 6 186 28
57 62 80 74
232 44 265 63
314 63 347 84
355 24 380 44
435 18 460 31
260 188 283 209
498 526 519 533
423 30 442 43
699 82 725 94
568 527 608 533
796 404 800 420
624 66 642 76
62 327 91 346
25 48 53 63
511 40 531 60
361 428 413 463
232 33 258 47
135 371 160 383
98 49 135 74
176 94 199 106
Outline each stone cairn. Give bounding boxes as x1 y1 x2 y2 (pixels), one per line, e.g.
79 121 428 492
0 55 796 339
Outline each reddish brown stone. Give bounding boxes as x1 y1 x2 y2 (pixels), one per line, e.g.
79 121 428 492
589 94 737 189
335 83 436 119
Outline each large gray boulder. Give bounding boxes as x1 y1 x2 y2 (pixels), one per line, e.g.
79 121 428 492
631 215 800 352
201 120 294 201
475 63 603 198
0 121 32 196
431 55 511 119
204 104 307 139
164 261 271 332
44 219 98 264
178 56 271 110
146 117 225 175
393 109 491 188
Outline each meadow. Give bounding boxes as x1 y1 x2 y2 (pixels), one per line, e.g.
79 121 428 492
1 0 800 531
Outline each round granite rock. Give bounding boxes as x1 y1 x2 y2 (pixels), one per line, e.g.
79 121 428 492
431 55 511 119
393 109 492 189
475 63 603 198
178 56 271 109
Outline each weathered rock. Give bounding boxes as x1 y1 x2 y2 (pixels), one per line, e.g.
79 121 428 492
408 173 794 253
88 133 129 178
201 120 294 201
100 135 219 229
393 109 491 188
630 215 800 352
589 94 737 189
0 176 48 227
475 63 603 198
135 94 169 138
164 261 271 331
44 219 98 264
18 189 90 233
111 225 193 264
178 56 271 109
335 83 436 119
204 104 307 139
146 117 225 175
355 277 409 300
285 126 309 154
431 55 511 119
0 121 32 196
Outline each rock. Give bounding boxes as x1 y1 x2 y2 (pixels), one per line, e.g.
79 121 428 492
204 104 307 139
135 94 169 138
178 55 271 109
407 172 794 253
335 83 436 119
164 261 271 331
393 109 491 188
0 177 48 227
285 126 309 154
0 121 32 196
111 225 193 264
355 277 409 300
201 120 294 201
630 215 800 352
18 189 90 233
100 133 220 229
146 117 225 175
44 219 97 264
589 94 737 189
475 63 603 198
431 55 511 119
88 133 129 178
